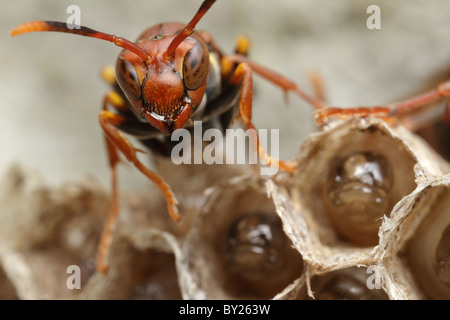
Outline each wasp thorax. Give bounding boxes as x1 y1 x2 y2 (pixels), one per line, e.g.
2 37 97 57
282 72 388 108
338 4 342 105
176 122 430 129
324 151 393 245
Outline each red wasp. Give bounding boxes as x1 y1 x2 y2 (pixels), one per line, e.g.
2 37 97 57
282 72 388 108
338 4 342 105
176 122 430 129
11 0 324 273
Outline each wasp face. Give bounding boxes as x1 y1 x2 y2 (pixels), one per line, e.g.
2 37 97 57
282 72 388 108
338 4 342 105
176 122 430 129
115 25 210 135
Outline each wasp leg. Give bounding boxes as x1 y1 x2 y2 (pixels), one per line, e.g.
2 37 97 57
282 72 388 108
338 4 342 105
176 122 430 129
387 80 450 130
99 111 180 221
94 86 126 273
438 81 450 123
219 36 251 84
315 81 450 129
235 35 250 56
308 69 327 103
228 62 297 173
225 54 325 110
314 106 392 127
390 81 450 117
96 109 180 274
101 65 118 87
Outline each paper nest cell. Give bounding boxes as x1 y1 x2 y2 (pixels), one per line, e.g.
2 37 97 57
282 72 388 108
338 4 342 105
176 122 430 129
0 117 449 300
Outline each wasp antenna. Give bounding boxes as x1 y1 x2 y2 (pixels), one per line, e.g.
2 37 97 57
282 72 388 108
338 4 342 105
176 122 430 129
164 0 216 61
11 21 152 64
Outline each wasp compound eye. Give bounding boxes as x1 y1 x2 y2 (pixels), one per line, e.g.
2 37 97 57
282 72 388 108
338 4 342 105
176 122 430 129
182 41 210 91
116 59 142 100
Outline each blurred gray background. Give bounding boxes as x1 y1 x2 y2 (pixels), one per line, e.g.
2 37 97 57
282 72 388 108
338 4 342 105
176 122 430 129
2 0 450 191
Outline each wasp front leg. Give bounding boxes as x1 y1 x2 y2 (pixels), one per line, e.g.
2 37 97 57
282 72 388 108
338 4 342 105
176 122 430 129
96 72 180 273
226 62 297 173
97 110 180 272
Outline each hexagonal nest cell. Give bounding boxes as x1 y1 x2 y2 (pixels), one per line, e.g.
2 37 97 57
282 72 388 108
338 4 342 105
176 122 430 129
0 118 449 300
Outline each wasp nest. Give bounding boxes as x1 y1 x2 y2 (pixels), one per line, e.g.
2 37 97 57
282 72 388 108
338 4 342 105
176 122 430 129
0 117 449 300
